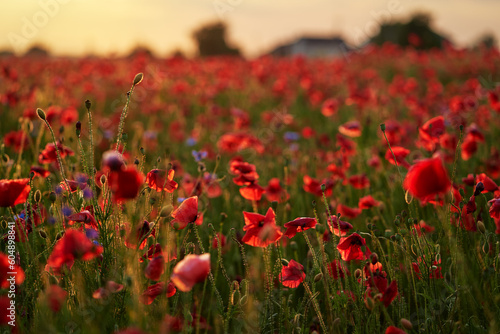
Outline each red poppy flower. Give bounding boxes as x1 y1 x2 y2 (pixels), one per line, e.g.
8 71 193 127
280 259 305 288
489 198 500 220
339 121 362 137
93 281 124 299
346 174 370 189
242 208 282 247
337 233 371 262
47 285 67 312
283 217 317 238
212 232 227 249
412 221 435 236
327 215 353 236
232 172 259 186
385 326 407 334
124 221 155 250
0 252 25 288
385 146 410 169
145 256 165 281
321 98 339 117
358 195 381 210
108 166 144 202
140 282 170 305
46 229 103 272
3 130 28 152
30 166 51 178
327 259 349 279
381 280 398 307
239 183 265 201
337 204 362 219
418 116 445 151
0 178 30 207
462 174 475 186
170 196 202 230
139 243 177 263
265 178 289 203
38 142 74 164
146 169 178 193
461 138 478 161
68 210 99 229
303 175 333 197
171 253 211 292
403 157 451 201
476 173 498 193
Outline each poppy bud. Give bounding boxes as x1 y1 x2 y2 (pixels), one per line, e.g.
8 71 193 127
49 191 57 203
133 73 143 86
311 200 316 207
30 171 35 179
370 253 378 265
474 182 484 196
85 99 91 111
39 230 47 239
373 293 383 301
477 221 486 234
160 205 172 217
459 124 464 132
2 154 9 163
314 273 323 282
125 275 133 287
56 231 65 240
401 318 413 330
380 123 386 132
0 220 7 229
149 197 156 206
320 184 326 192
76 121 81 138
37 108 46 121
290 241 298 251
293 314 301 325
140 147 145 155
100 174 107 185
354 268 362 279
197 162 206 173
34 190 42 203
281 259 289 266
220 212 227 222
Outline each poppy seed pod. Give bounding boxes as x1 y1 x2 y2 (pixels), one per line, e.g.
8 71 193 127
474 182 484 196
380 123 386 132
75 121 81 138
85 99 91 110
133 73 143 86
37 108 46 121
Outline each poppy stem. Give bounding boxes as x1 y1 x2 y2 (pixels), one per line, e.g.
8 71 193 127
303 282 328 334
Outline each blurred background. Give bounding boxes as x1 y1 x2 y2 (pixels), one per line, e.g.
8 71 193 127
1 0 499 58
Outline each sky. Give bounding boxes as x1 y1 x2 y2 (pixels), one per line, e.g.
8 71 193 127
1 0 499 58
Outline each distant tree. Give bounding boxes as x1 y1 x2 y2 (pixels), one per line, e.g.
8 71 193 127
25 45 49 57
0 50 14 58
192 22 240 57
370 13 447 50
474 33 497 49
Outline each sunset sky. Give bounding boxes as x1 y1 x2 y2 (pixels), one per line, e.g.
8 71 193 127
1 0 499 58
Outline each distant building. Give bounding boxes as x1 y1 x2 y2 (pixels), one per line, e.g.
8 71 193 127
268 36 350 58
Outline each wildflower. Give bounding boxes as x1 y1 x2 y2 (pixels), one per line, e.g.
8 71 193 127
0 178 30 207
403 156 451 201
170 196 202 230
280 259 305 288
171 253 211 292
283 217 317 238
146 169 178 193
337 233 371 262
242 208 282 247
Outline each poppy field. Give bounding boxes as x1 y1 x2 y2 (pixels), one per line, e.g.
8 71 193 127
1 45 500 333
